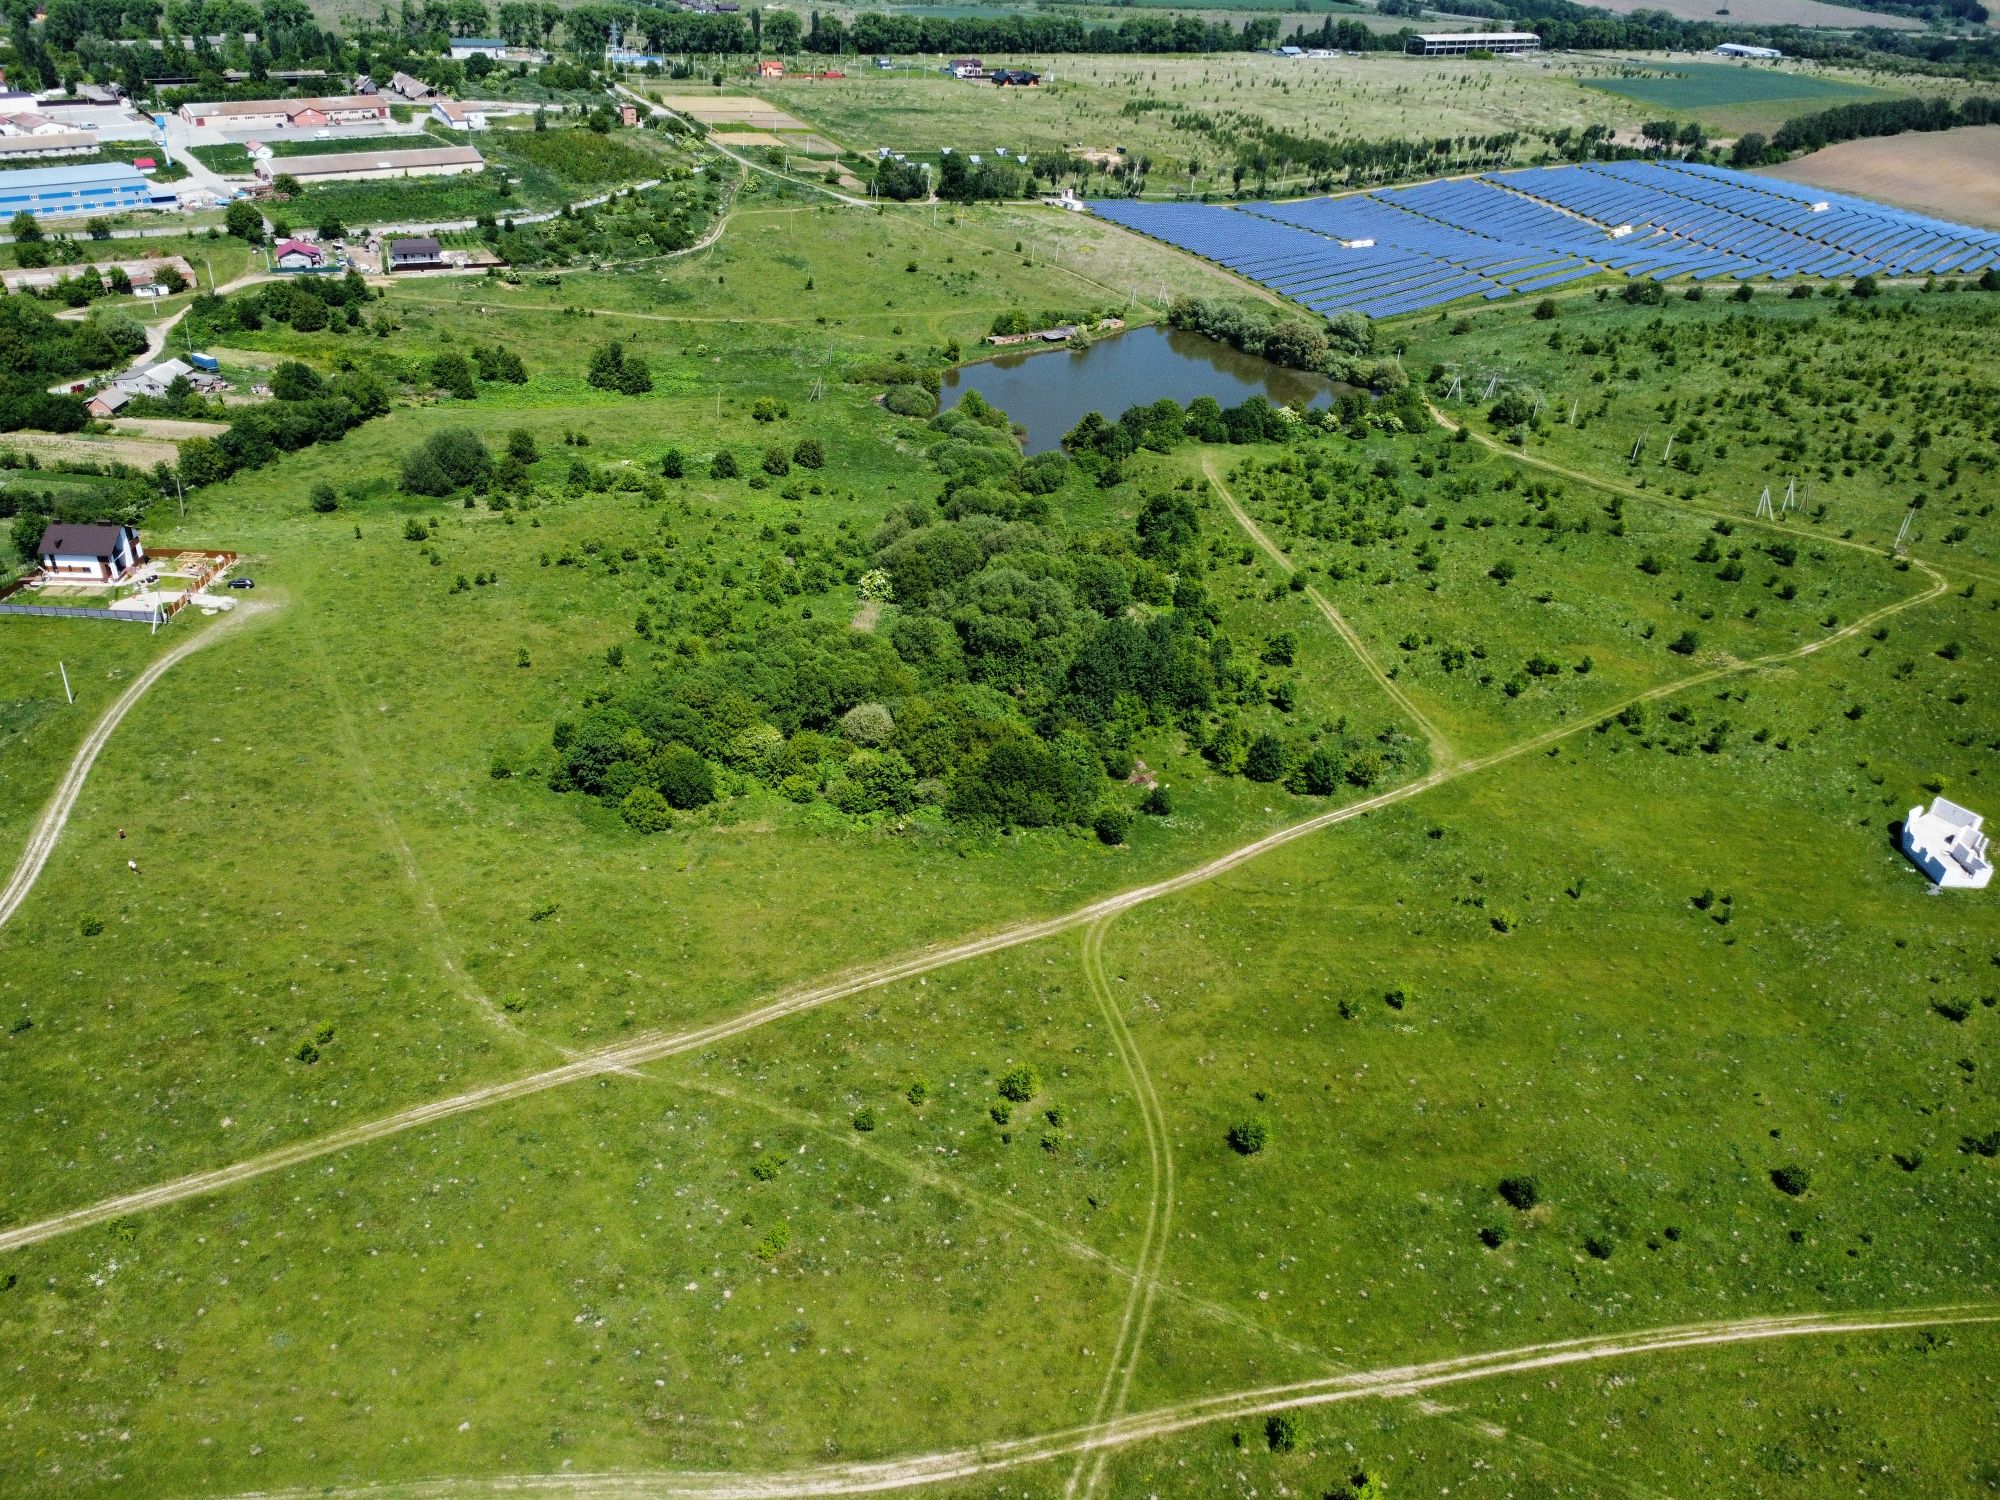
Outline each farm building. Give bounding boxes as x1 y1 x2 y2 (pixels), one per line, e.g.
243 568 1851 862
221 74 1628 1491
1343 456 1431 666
431 98 488 130
0 131 95 158
115 357 195 397
991 69 1040 86
1407 31 1541 54
1903 797 1992 889
177 94 389 128
391 71 435 100
0 111 74 136
0 161 174 217
84 387 130 418
386 235 445 271
35 521 146 582
273 237 326 269
1716 42 1782 58
258 145 483 185
447 36 506 59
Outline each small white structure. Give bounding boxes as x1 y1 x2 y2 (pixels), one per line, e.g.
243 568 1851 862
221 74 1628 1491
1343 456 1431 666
1903 796 1992 889
1716 42 1783 59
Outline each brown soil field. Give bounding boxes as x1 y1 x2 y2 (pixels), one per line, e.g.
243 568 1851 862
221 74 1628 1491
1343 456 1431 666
2 431 181 467
107 417 230 439
1758 125 2000 230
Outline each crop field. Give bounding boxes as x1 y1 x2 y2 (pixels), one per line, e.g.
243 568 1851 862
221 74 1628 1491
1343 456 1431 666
1579 59 1896 134
1761 124 2000 230
1586 0 1921 25
0 158 1995 1500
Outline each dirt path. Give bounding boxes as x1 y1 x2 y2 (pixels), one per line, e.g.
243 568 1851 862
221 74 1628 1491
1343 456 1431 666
1065 915 1174 1500
0 539 1947 1257
0 603 263 933
224 1303 2000 1499
1204 452 1456 769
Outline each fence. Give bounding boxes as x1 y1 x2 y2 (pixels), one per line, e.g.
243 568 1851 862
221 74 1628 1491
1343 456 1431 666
0 547 237 627
0 600 162 624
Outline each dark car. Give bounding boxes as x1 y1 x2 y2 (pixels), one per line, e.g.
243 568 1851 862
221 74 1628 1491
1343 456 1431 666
226 577 255 589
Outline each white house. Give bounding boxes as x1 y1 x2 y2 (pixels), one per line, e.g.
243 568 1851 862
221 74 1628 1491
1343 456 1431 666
114 356 194 398
36 521 146 581
430 98 487 130
1903 797 1992 889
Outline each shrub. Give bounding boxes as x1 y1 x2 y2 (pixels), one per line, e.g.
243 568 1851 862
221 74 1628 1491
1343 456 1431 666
1488 559 1516 585
1497 1175 1540 1210
792 436 825 469
884 383 936 417
708 449 739 479
839 702 895 746
1770 1164 1811 1197
309 481 338 512
1583 1233 1615 1260
619 784 674 832
1093 804 1132 845
1243 733 1287 784
906 1081 928 1107
997 1065 1040 1102
748 1153 782 1181
1264 1413 1297 1453
78 915 103 937
1227 1118 1268 1155
1667 629 1700 656
1140 784 1173 816
400 429 493 496
659 446 684 478
652 744 715 810
851 1105 876 1132
762 445 791 477
1478 1224 1508 1249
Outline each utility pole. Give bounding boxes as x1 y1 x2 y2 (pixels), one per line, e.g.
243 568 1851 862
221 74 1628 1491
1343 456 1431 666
58 661 72 704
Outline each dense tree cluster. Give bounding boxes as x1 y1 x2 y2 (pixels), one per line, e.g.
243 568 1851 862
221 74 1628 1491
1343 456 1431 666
175 364 388 488
1769 93 2000 156
187 268 376 340
0 296 138 431
1166 297 1391 385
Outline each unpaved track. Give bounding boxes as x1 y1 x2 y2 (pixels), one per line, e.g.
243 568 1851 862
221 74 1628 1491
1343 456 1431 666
0 604 261 933
227 1304 2000 1499
1066 916 1174 1500
1204 452 1455 768
0 544 1947 1257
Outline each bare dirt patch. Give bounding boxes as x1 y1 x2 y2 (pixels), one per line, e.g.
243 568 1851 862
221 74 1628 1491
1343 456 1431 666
108 417 231 440
1757 125 2000 230
656 94 809 131
1584 0 1918 23
3 431 181 467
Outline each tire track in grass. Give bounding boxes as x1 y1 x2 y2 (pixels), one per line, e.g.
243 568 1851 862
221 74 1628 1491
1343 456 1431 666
0 602 265 933
223 1304 2000 1499
1064 914 1174 1500
1203 451 1456 770
0 543 1947 1255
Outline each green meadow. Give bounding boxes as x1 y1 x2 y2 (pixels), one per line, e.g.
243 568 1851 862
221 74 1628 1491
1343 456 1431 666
0 169 1994 1500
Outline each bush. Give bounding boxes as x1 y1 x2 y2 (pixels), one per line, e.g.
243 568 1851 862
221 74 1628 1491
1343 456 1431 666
851 1105 876 1132
997 1065 1040 1102
709 449 739 479
906 1081 928 1107
619 785 674 832
1227 1118 1268 1155
792 436 825 469
1140 784 1173 816
749 1153 781 1181
1264 1413 1297 1453
1243 733 1287 784
400 429 493 496
652 743 716 810
839 702 895 746
1770 1165 1811 1197
309 481 338 513
1478 1224 1508 1249
761 444 791 477
1093 804 1132 845
1583 1234 1615 1260
1497 1175 1540 1210
1667 629 1700 656
884 383 936 417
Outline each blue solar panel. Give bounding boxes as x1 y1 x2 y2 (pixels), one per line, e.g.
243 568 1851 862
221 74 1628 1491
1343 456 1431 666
1090 163 2000 321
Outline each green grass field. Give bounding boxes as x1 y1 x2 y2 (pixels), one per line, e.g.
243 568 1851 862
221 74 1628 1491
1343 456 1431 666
1581 59 1894 134
0 162 1994 1500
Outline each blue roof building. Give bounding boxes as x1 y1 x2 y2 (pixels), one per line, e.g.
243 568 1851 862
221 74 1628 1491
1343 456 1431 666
0 161 176 219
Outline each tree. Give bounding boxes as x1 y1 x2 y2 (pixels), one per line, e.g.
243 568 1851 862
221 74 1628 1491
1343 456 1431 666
400 429 493 495
1244 732 1287 783
1497 1175 1539 1210
652 743 715 809
309 481 338 512
791 436 824 469
1264 1413 1296 1453
507 428 538 462
620 784 674 832
1770 1165 1811 1197
1730 132 1767 167
761 444 790 476
709 449 739 479
660 447 685 478
224 199 265 242
270 360 325 401
271 173 302 199
1093 804 1132 845
430 350 477 399
9 210 40 243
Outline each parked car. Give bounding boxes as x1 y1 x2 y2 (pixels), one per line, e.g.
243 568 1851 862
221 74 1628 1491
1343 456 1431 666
226 576 255 589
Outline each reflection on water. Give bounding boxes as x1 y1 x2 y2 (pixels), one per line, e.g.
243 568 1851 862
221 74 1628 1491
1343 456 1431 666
941 324 1343 453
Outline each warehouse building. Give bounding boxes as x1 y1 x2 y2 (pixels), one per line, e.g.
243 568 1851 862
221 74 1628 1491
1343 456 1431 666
1406 30 1541 54
178 94 390 128
0 131 97 158
0 161 175 218
256 144 483 185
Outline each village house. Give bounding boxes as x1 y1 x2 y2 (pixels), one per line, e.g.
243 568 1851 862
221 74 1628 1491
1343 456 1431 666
35 521 145 582
84 386 130 418
430 98 489 130
756 58 784 79
386 235 445 272
273 237 326 269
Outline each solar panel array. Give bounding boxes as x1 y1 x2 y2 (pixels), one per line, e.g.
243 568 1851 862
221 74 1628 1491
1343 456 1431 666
1089 161 2000 321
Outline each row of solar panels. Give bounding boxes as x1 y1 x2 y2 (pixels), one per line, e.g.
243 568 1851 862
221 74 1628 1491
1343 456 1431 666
1088 162 2000 322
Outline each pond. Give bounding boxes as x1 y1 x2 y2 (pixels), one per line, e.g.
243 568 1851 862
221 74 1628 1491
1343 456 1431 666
941 323 1344 454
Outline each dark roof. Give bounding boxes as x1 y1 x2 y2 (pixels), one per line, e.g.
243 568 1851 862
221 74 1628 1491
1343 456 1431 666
38 521 133 557
389 236 442 257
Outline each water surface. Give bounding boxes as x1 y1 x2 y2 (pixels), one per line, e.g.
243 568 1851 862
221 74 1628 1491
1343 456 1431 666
942 324 1341 453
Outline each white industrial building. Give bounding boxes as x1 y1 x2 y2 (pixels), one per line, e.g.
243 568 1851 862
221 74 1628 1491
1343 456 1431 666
1903 797 1992 889
257 145 483 184
1407 31 1541 55
1716 42 1783 59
